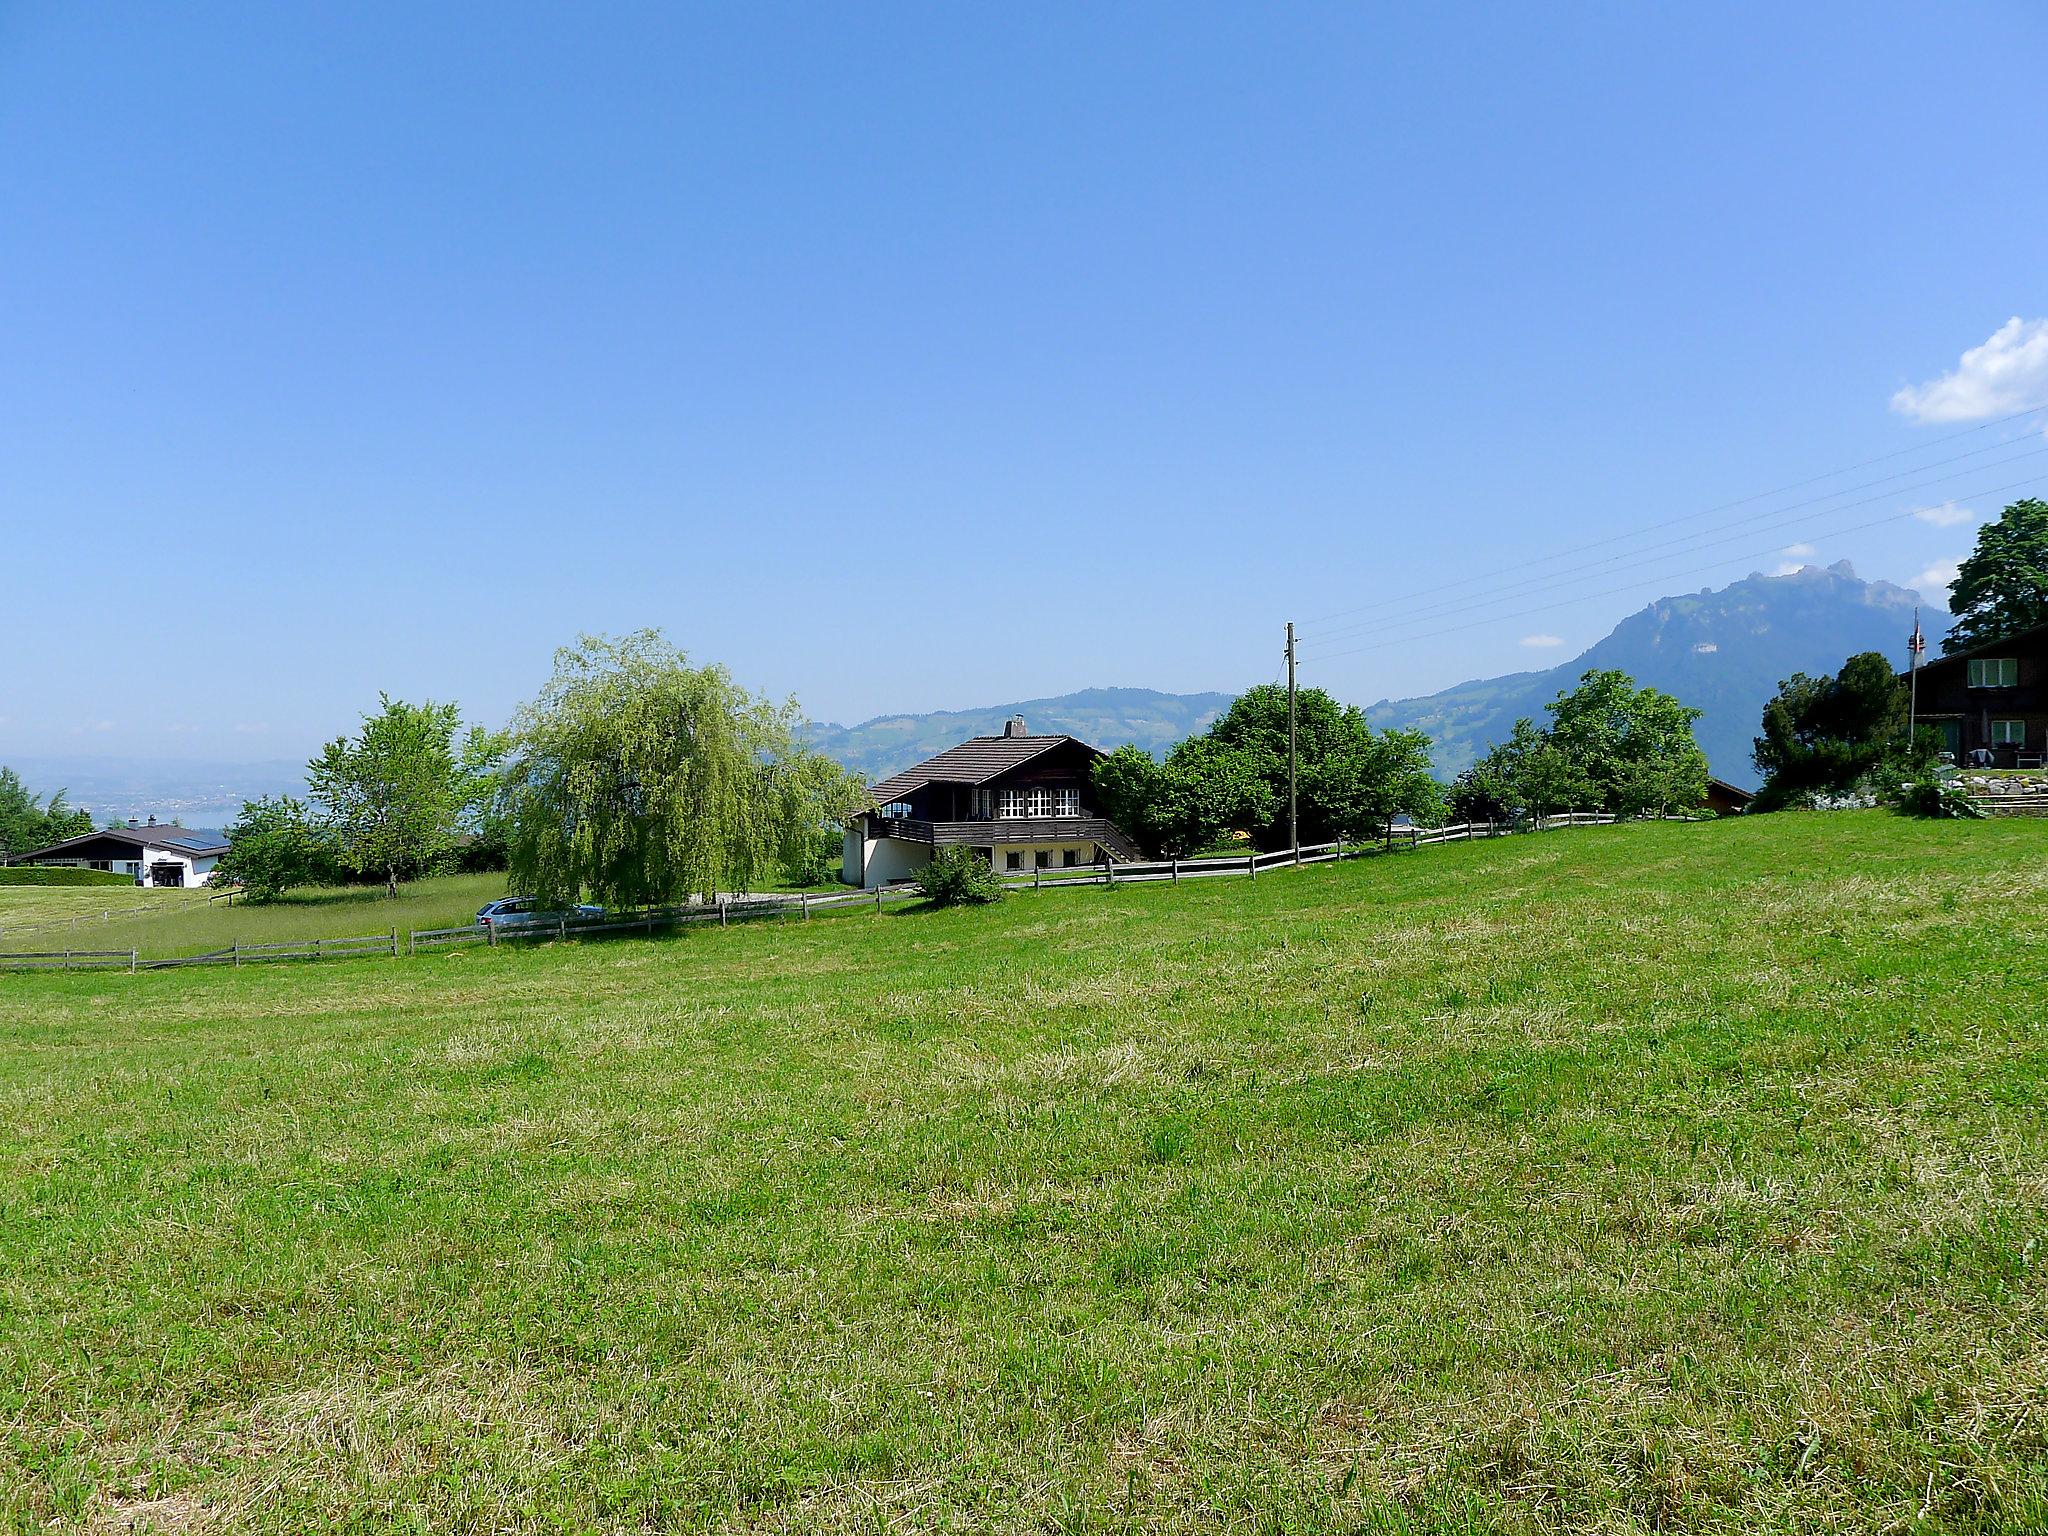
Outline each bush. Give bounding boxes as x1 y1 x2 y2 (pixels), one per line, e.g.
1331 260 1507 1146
0 865 135 886
1891 775 1985 820
917 846 1006 907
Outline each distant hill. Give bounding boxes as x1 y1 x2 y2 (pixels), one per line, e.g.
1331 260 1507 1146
1366 562 1949 788
805 687 1233 781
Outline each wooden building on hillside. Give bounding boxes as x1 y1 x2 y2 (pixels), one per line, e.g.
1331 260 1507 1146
1907 621 2048 768
843 717 1144 888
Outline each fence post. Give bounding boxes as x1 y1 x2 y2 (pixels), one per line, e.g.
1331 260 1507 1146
719 899 727 928
233 939 240 968
1334 835 1343 863
130 948 137 974
875 888 883 914
559 915 568 941
314 937 322 960
800 892 810 919
1105 857 1114 887
1171 856 1179 883
389 928 397 958
487 920 497 947
1248 852 1257 881
63 950 71 972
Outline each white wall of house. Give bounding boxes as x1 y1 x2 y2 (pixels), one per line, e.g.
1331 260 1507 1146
987 842 1099 874
35 846 219 887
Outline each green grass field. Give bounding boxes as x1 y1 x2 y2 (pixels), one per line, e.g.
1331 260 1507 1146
0 883 201 934
2 814 2044 1533
0 872 513 958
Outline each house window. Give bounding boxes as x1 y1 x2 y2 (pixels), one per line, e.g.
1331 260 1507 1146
1026 785 1054 818
1968 657 2019 688
1991 720 2027 746
884 801 914 818
971 787 993 818
1063 849 1078 867
1036 850 1052 868
997 788 1027 819
1054 786 1081 817
1005 850 1023 870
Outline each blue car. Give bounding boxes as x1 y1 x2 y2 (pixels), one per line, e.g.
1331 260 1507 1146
477 896 603 930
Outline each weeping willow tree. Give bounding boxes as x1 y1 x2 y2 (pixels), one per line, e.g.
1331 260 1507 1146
504 632 870 907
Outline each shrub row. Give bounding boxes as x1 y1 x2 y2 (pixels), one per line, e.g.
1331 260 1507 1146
0 865 136 887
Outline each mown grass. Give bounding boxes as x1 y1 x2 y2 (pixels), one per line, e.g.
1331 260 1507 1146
0 872 512 957
1 813 2045 1533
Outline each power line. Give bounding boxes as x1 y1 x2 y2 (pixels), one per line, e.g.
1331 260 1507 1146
1295 470 2047 665
1296 440 2048 648
1296 401 2048 629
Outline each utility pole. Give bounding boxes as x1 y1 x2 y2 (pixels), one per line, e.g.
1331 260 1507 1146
1285 621 1298 852
1908 606 1925 751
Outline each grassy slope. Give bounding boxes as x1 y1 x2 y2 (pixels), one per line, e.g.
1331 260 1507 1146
0 872 513 957
1 815 2044 1533
0 884 198 932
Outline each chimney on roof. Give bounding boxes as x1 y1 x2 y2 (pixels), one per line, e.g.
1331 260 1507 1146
127 818 139 830
146 814 156 826
1003 716 1027 738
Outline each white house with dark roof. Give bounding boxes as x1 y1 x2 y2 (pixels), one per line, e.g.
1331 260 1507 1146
843 717 1143 888
10 817 229 887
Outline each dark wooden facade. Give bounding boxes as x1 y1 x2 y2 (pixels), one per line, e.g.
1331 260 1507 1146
851 726 1146 883
1908 622 2048 768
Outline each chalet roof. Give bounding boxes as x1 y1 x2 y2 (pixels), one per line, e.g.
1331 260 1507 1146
10 826 229 863
1911 619 2048 676
868 734 1101 805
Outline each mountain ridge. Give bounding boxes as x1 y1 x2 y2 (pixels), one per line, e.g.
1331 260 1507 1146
1365 562 1947 788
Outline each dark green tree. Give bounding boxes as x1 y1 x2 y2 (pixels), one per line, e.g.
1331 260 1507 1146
1751 650 1921 810
1943 497 2048 654
1203 683 1442 847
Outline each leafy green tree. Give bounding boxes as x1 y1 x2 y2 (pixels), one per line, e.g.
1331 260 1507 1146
1541 669 1708 815
1153 736 1278 853
0 769 93 854
1201 683 1442 848
504 631 865 908
1467 718 1597 818
452 726 516 871
1090 745 1168 853
1943 497 2048 653
1751 651 1921 810
211 796 332 901
307 696 464 897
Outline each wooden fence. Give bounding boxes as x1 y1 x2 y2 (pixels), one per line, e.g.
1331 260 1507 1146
2 811 1685 975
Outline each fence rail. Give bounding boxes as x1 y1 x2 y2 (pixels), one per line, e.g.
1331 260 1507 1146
3 811 1693 976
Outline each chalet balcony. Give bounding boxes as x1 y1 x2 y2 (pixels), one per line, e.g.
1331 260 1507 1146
873 814 1142 861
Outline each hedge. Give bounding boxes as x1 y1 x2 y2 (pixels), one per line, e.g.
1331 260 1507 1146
0 866 137 887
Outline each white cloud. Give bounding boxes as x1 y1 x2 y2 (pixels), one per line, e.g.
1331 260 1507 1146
1910 558 1962 601
1891 316 2048 422
1771 561 1812 576
1781 542 1817 558
1912 500 1975 528
1519 633 1565 648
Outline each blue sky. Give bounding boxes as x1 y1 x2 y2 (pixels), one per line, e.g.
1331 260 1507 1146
4 2 2046 763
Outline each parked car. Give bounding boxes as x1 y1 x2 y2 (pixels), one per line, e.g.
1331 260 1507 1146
476 896 603 929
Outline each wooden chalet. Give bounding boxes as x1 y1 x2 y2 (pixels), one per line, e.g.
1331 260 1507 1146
843 717 1143 888
1908 620 2048 768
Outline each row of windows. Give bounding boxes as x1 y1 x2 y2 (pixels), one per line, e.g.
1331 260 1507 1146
971 786 1083 819
1967 657 2020 688
1006 848 1086 869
